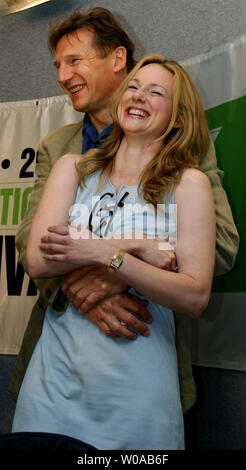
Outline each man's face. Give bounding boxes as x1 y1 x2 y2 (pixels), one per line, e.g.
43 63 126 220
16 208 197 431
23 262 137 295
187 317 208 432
54 28 120 114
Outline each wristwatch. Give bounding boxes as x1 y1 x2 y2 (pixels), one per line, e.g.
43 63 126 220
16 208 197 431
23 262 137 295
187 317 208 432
107 249 126 272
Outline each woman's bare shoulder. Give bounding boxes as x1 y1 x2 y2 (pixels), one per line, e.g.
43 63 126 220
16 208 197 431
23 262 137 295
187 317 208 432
58 153 82 164
175 168 212 204
178 168 210 190
51 153 82 174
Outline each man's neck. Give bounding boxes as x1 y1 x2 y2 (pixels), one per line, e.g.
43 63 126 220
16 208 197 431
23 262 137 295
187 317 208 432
88 108 113 135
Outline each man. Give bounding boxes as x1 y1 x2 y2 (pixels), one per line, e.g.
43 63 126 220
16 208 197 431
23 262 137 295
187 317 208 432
9 7 239 416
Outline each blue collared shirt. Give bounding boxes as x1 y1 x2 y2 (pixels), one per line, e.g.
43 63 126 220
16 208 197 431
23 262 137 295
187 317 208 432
82 113 113 154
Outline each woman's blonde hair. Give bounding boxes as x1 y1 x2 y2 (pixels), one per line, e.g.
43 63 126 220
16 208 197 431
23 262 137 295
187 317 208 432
76 54 210 205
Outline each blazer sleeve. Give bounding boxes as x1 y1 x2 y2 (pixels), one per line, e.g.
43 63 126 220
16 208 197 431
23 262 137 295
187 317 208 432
15 137 66 313
200 138 239 276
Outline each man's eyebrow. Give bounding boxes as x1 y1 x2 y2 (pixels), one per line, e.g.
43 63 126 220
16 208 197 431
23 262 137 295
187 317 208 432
53 54 83 68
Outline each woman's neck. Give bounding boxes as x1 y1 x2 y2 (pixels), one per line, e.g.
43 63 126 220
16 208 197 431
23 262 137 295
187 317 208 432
110 135 162 187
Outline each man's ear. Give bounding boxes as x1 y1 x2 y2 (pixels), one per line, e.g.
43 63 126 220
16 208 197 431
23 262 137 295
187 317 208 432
113 46 127 73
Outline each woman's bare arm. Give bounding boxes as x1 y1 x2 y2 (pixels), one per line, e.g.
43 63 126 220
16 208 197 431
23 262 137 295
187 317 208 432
26 154 82 278
113 169 216 317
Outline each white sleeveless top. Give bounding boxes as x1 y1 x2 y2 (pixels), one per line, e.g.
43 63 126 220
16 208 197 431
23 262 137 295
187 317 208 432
12 171 184 450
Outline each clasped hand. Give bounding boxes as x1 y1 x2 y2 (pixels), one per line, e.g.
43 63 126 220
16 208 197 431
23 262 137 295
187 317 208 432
40 222 101 266
40 222 177 340
40 222 177 271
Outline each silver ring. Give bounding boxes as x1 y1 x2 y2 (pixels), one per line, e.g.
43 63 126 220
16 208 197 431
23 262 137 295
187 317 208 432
119 320 127 327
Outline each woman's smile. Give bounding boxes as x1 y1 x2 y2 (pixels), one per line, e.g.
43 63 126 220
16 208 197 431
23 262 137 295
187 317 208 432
127 106 150 118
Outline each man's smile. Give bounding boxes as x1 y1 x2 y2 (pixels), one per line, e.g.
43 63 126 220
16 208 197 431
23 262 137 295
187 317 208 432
69 84 86 94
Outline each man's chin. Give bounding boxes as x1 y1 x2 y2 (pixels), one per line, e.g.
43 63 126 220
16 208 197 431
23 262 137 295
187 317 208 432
72 100 87 113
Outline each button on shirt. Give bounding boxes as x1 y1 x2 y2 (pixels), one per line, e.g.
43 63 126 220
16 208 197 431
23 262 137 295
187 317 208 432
82 113 113 154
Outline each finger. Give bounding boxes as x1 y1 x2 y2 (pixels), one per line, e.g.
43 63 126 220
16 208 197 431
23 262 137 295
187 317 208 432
68 220 82 230
41 234 68 245
171 253 178 270
101 298 150 338
158 239 174 250
62 269 103 305
85 309 130 339
42 253 67 262
40 243 67 254
78 282 115 313
63 278 93 305
64 268 126 312
48 225 70 235
61 265 95 291
105 292 152 331
85 309 118 338
78 291 104 313
169 257 177 271
71 285 97 310
98 319 118 337
68 222 96 240
65 284 87 305
85 302 140 340
102 312 138 340
163 253 177 271
120 310 150 337
124 293 153 324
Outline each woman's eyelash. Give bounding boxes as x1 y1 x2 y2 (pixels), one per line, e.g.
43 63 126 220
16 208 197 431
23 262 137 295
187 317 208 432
128 85 163 96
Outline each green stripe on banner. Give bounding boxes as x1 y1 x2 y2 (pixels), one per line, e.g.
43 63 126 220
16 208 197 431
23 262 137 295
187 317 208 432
206 95 246 292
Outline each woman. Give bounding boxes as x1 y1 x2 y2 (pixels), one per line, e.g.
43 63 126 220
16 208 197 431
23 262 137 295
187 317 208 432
12 55 216 450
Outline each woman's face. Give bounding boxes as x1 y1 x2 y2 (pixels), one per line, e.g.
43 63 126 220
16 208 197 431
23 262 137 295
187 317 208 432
117 63 176 141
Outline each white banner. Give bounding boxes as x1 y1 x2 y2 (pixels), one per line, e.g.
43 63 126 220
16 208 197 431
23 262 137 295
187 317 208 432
0 95 81 354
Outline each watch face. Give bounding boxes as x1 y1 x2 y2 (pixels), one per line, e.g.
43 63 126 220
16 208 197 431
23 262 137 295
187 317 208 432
113 258 121 268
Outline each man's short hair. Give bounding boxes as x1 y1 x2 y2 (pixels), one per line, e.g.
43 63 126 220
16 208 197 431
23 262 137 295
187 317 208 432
48 7 135 72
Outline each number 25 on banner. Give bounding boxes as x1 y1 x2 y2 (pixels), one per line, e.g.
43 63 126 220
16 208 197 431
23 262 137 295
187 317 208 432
0 147 38 228
1 147 38 179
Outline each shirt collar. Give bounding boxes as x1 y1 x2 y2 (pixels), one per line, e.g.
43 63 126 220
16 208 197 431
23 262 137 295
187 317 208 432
82 113 113 154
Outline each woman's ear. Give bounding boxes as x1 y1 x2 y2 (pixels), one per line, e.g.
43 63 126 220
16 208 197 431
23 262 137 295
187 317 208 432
113 46 127 73
173 116 182 129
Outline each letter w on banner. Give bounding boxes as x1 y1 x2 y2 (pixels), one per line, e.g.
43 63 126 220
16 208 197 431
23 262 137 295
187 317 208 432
181 35 246 371
0 95 81 354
